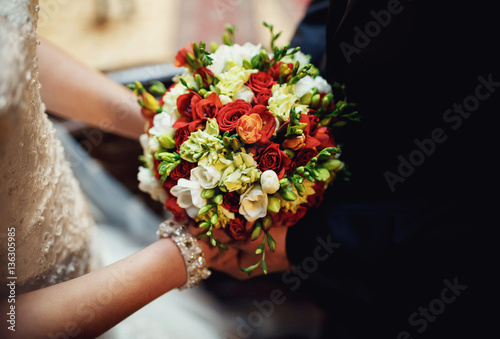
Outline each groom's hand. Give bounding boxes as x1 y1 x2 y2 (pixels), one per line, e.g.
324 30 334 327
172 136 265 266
189 224 292 280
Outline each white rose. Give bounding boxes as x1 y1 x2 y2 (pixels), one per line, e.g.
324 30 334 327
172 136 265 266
149 112 177 137
281 50 311 69
170 178 206 218
312 75 332 94
294 76 316 98
137 166 167 203
208 42 263 74
239 184 268 222
260 170 280 194
190 165 221 189
234 85 255 103
294 75 332 98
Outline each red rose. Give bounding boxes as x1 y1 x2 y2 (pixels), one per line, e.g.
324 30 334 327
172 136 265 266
253 88 272 106
165 197 186 222
248 105 276 144
222 191 240 213
228 216 248 241
290 148 318 172
311 126 336 150
170 160 195 181
255 143 291 179
247 71 276 93
174 126 191 150
176 91 202 119
193 92 222 121
216 100 252 132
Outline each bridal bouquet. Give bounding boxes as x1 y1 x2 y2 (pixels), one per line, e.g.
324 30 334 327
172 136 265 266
132 24 358 274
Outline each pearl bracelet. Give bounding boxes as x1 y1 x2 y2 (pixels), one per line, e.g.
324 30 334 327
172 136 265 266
157 220 211 290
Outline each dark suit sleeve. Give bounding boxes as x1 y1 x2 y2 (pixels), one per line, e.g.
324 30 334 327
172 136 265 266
284 0 497 336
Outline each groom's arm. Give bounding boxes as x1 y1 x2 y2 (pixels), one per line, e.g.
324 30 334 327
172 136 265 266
37 38 144 140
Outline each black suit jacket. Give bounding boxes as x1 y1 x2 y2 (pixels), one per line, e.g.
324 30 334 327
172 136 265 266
287 1 498 337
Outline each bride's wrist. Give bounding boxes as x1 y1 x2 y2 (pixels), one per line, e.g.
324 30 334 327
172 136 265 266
157 220 211 290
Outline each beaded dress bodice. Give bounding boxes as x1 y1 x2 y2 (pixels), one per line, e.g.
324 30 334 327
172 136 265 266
0 0 96 294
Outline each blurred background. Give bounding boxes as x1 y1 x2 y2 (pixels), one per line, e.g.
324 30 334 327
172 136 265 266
38 0 310 71
39 1 329 338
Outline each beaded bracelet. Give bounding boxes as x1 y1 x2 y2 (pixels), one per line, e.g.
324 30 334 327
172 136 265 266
157 220 211 290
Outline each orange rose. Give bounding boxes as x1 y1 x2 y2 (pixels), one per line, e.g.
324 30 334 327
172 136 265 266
282 134 306 151
236 113 263 144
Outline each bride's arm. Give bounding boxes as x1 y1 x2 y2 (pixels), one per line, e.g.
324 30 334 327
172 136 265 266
37 38 144 140
1 238 185 339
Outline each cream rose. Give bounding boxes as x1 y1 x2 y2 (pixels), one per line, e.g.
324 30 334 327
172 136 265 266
239 184 268 222
260 170 280 194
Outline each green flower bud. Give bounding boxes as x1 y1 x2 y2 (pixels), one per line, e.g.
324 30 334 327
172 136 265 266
198 88 207 97
201 189 215 199
210 213 218 224
281 189 297 201
317 168 331 181
195 74 204 89
222 32 231 45
283 149 295 159
186 51 196 67
210 41 219 52
267 196 281 213
267 234 276 252
321 94 331 111
262 215 273 231
231 137 241 151
322 159 342 171
251 225 262 241
294 182 306 195
213 194 223 205
243 59 252 69
157 134 176 150
198 204 215 216
296 166 305 175
311 93 321 108
279 178 289 189
255 244 264 255
199 221 211 229
300 91 313 105
210 237 217 246
222 136 230 147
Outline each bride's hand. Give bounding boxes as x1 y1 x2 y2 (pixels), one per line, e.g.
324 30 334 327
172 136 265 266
190 224 292 280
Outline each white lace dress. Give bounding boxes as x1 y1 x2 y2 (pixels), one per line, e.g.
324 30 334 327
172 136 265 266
0 0 97 294
0 2 227 337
